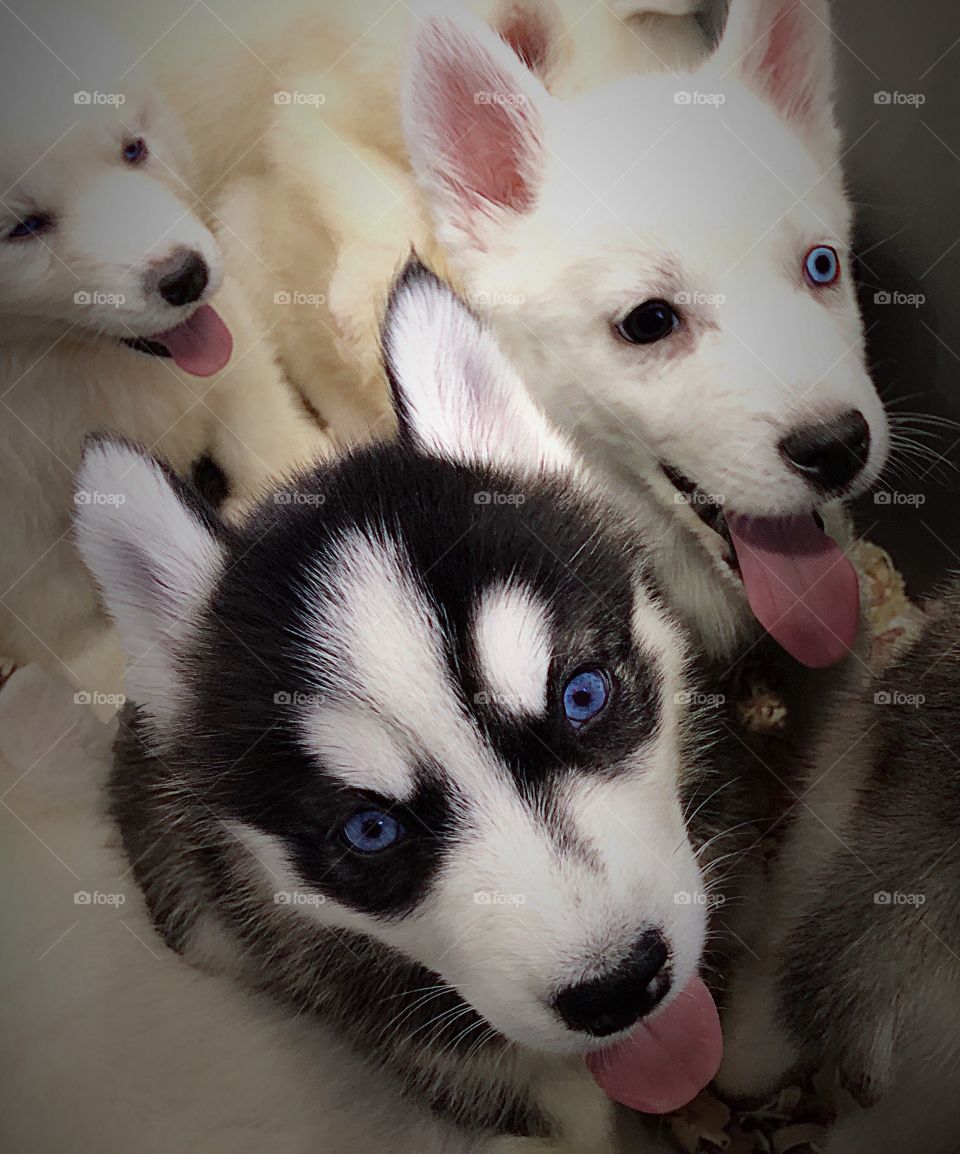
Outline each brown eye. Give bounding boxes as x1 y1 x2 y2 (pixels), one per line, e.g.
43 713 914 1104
123 138 148 165
616 300 680 345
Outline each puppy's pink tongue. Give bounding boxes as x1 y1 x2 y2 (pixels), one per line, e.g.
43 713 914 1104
726 513 859 669
585 977 722 1114
155 305 233 377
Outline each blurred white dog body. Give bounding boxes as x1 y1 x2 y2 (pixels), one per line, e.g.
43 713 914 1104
0 9 331 679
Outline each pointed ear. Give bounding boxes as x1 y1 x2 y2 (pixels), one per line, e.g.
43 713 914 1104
382 262 575 477
711 0 839 152
403 6 549 255
73 438 225 734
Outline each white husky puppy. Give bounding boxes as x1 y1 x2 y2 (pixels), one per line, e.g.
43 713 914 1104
0 7 329 680
405 0 890 670
1 266 720 1153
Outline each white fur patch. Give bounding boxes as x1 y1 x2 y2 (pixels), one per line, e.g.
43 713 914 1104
307 531 451 724
302 531 493 793
473 584 552 718
300 704 415 800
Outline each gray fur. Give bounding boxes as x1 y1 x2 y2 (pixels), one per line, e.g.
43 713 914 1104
719 584 960 1152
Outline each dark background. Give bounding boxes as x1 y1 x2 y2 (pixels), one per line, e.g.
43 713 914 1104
833 0 960 595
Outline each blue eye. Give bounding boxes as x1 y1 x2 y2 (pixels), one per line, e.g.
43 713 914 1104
6 214 52 241
341 809 405 854
805 245 840 287
562 669 610 729
123 137 148 165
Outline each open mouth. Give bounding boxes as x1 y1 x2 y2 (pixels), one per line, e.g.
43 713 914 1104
661 463 860 669
662 464 736 560
122 303 233 378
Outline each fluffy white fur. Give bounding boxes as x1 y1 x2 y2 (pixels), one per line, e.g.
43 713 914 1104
0 7 332 681
131 0 716 457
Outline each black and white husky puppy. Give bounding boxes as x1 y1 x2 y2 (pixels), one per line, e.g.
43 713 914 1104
36 265 723 1152
717 586 960 1153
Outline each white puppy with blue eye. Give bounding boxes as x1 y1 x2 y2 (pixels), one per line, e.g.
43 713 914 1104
0 265 721 1153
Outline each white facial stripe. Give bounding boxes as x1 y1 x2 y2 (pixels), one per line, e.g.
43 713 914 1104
301 704 414 801
305 533 473 770
474 584 552 718
228 822 384 935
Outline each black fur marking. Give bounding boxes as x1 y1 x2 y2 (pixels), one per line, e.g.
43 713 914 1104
191 453 230 509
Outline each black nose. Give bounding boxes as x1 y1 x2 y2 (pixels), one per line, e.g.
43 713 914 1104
779 409 870 495
157 251 209 308
554 931 670 1037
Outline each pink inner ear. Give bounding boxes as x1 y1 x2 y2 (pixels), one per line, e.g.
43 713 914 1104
748 1 823 127
497 3 553 73
428 45 543 232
